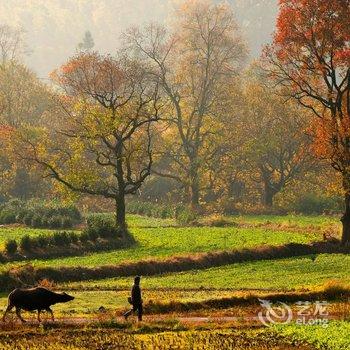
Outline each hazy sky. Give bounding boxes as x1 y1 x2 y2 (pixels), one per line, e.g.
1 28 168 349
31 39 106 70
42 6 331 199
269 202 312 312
0 0 278 78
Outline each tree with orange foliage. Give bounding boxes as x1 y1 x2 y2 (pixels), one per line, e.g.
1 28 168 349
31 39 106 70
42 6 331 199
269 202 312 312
264 0 350 244
15 52 162 231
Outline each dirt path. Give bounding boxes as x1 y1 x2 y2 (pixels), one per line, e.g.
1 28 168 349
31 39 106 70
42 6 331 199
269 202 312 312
1 316 243 325
4 314 340 326
60 316 243 324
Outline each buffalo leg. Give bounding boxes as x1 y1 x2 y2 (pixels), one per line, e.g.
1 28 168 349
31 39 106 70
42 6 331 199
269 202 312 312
37 309 42 323
15 308 26 323
46 308 54 322
2 304 14 322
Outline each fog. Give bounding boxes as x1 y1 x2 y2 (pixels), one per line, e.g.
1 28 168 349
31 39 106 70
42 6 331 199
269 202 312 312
0 0 277 78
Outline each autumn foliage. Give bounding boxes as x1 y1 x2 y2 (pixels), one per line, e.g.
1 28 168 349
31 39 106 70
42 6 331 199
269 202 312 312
274 0 349 66
0 0 348 235
265 0 350 243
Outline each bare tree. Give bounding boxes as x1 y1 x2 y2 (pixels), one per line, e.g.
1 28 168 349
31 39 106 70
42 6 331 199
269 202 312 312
0 25 27 63
126 1 247 208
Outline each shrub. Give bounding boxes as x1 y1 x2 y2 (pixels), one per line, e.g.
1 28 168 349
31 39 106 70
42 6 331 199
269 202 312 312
40 215 50 228
53 231 71 246
291 194 343 215
0 199 25 224
20 235 33 252
47 216 62 229
61 216 73 229
31 214 43 228
0 199 82 229
86 214 119 239
5 239 18 255
60 205 81 221
68 232 79 244
160 207 172 219
6 198 24 209
200 214 235 227
86 227 99 241
0 210 16 224
79 231 90 243
174 205 187 218
23 213 34 226
127 201 176 219
176 208 197 225
15 209 28 222
36 234 50 249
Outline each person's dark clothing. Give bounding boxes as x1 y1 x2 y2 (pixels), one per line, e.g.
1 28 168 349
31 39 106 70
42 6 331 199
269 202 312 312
126 303 142 321
124 283 143 321
131 284 142 305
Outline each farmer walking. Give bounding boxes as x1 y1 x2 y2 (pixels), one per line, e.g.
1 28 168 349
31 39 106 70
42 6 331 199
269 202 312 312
124 276 143 321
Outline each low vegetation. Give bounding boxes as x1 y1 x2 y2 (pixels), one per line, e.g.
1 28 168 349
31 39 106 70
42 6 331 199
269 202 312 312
0 1 348 348
0 325 316 350
0 199 81 229
0 213 347 349
1 221 322 270
275 321 350 350
0 214 133 262
64 254 350 292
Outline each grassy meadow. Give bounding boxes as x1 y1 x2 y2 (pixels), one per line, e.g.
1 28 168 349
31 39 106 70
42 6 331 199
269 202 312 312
0 213 348 350
0 214 325 270
0 227 64 250
0 326 317 350
64 253 350 291
275 321 350 350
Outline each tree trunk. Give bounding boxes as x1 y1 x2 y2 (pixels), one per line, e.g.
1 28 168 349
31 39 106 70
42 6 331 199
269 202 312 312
341 193 350 245
189 156 200 209
115 193 127 232
263 183 277 207
190 179 200 208
115 145 127 234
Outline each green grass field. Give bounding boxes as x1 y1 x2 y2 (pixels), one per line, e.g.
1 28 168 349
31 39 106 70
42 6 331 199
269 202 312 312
0 227 65 249
1 215 323 270
64 253 350 291
0 327 316 350
275 321 350 350
233 214 340 228
0 213 348 349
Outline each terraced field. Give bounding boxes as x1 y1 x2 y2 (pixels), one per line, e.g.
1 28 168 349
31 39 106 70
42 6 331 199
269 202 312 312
0 215 324 270
0 227 65 249
0 326 317 350
233 215 339 228
65 253 350 291
275 321 350 350
0 213 348 349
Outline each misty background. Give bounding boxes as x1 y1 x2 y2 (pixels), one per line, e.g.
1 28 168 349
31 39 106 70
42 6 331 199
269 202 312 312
0 0 278 78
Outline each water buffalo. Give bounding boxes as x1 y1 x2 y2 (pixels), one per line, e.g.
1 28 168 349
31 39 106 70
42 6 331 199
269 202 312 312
2 287 74 323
